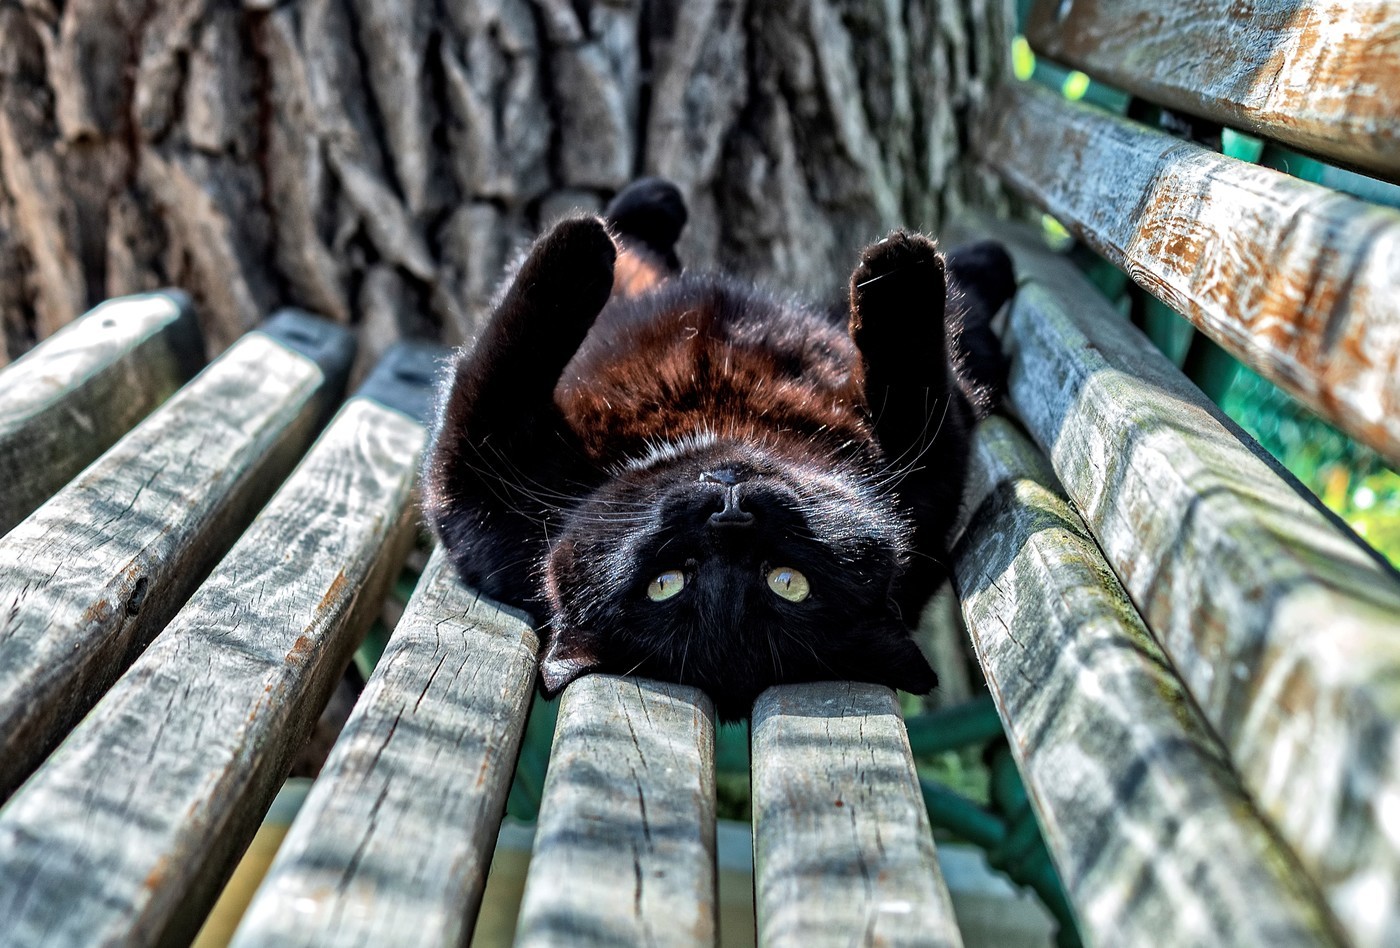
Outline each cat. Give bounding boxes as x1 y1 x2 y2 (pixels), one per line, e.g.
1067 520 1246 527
423 178 1014 720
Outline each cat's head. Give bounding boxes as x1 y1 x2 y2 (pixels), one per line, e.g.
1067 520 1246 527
540 433 937 719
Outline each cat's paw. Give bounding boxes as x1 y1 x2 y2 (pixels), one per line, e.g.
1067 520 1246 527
529 215 618 301
849 230 947 381
853 230 943 289
512 215 618 336
605 178 688 256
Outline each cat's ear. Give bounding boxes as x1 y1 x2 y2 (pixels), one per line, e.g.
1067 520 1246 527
538 628 602 696
851 623 939 696
882 635 939 695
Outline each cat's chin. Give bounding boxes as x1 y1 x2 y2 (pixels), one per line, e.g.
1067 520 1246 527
536 613 938 721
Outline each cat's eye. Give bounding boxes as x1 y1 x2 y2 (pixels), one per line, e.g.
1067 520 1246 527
647 570 687 602
766 567 810 602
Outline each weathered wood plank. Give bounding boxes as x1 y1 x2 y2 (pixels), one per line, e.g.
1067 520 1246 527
516 675 717 947
1026 0 1400 180
229 547 538 947
0 290 202 535
977 81 1400 468
0 390 428 947
751 682 964 948
954 416 1342 946
949 215 1400 948
0 312 352 802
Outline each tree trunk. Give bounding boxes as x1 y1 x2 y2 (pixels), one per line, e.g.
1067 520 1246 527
0 0 1012 374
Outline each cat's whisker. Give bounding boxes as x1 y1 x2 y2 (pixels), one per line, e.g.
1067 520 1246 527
425 190 1006 718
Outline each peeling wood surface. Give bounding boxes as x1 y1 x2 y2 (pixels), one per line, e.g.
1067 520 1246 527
0 329 343 802
0 397 425 948
949 215 1400 948
516 675 717 948
978 82 1400 468
230 548 538 947
750 683 963 948
1026 0 1400 180
0 291 201 535
955 417 1341 947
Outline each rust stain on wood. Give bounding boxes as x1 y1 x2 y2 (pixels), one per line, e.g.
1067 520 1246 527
288 634 315 665
143 855 169 891
980 81 1400 466
80 598 113 625
317 571 349 615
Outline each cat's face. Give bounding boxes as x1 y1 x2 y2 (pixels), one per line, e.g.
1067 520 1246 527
541 437 938 719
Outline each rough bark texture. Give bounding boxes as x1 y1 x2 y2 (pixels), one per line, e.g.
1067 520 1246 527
0 0 1012 372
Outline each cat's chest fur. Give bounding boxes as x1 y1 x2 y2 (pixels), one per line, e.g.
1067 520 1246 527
556 273 876 466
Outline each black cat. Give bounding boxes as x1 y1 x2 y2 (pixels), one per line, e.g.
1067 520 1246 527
424 178 1013 720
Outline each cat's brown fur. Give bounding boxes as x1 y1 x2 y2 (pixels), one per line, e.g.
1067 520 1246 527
424 179 1012 719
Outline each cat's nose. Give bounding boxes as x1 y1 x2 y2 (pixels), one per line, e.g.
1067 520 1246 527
700 468 746 486
708 484 755 528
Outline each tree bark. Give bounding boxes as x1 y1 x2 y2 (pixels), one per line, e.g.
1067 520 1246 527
0 0 1012 373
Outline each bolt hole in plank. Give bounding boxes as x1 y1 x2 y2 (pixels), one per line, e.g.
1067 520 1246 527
0 290 203 535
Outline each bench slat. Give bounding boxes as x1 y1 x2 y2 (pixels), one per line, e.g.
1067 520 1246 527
978 81 1400 468
516 675 717 947
751 683 964 948
955 416 1341 946
1026 0 1400 180
0 394 425 948
0 315 351 801
948 215 1400 948
230 547 538 947
0 291 202 535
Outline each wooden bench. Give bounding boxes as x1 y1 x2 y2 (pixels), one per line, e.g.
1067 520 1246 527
0 297 968 947
0 3 1397 945
940 2 1400 947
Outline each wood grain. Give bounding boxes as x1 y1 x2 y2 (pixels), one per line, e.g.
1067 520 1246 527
515 675 717 948
949 215 1400 948
751 682 964 948
1026 0 1400 180
955 416 1341 946
0 397 426 948
0 290 201 535
977 81 1400 468
0 327 346 802
229 547 538 947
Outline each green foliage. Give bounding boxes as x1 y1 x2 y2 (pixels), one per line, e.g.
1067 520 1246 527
1221 367 1400 567
917 747 992 808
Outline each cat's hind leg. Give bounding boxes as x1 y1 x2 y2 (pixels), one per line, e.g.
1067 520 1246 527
605 177 687 266
605 178 688 295
435 216 616 434
424 216 616 607
946 240 1015 416
848 231 973 619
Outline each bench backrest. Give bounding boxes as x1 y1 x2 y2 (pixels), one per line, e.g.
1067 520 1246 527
955 3 1400 945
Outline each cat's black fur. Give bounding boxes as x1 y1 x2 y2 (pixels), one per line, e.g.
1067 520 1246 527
424 178 1014 720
